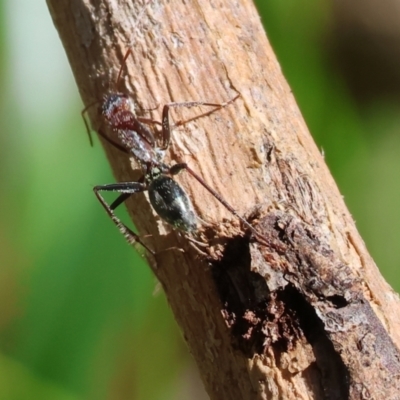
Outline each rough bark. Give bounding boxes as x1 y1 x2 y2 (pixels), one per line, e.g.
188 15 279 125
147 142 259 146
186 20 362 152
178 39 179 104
46 0 400 398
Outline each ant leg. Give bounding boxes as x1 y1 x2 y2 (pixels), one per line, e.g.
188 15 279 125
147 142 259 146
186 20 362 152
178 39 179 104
81 101 101 146
97 129 129 153
110 192 131 209
116 49 133 89
94 182 155 254
110 175 145 209
136 117 162 127
137 103 160 114
135 118 164 149
95 118 160 154
160 93 240 150
169 163 267 243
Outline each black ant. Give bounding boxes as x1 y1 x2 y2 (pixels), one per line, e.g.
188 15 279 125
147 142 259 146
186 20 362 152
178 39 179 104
83 48 264 254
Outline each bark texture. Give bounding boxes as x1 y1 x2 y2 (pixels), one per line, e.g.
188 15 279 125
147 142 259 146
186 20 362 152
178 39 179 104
47 0 400 398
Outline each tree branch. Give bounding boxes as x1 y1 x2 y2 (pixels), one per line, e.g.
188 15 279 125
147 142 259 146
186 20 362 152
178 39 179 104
47 0 400 398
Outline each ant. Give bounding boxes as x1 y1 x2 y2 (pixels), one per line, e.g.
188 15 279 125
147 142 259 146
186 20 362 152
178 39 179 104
83 45 265 254
91 91 245 255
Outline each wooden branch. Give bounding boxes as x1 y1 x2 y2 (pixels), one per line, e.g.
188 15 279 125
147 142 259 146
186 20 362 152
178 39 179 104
47 0 400 398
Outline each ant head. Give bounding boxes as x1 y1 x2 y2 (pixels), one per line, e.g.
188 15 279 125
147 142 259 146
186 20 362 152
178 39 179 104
101 93 135 124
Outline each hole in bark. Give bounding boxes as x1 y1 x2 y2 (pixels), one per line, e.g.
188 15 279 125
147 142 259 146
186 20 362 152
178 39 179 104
211 239 350 398
282 286 350 399
326 295 348 308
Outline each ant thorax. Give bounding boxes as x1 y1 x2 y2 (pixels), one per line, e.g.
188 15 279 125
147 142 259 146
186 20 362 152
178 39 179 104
102 93 157 165
124 128 157 165
155 148 166 163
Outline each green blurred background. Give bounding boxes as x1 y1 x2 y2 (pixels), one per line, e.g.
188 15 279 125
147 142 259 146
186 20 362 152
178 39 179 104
0 0 399 399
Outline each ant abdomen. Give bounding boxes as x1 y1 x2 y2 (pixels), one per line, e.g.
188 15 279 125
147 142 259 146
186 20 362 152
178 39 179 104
148 175 197 232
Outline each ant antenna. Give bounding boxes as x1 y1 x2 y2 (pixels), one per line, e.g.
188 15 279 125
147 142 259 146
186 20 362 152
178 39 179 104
81 100 101 146
115 0 154 89
81 0 154 147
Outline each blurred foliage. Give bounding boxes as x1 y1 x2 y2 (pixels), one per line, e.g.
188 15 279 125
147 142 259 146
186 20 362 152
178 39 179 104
0 0 399 399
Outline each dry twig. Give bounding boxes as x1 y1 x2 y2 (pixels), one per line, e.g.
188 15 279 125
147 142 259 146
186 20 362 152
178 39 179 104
47 0 400 398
